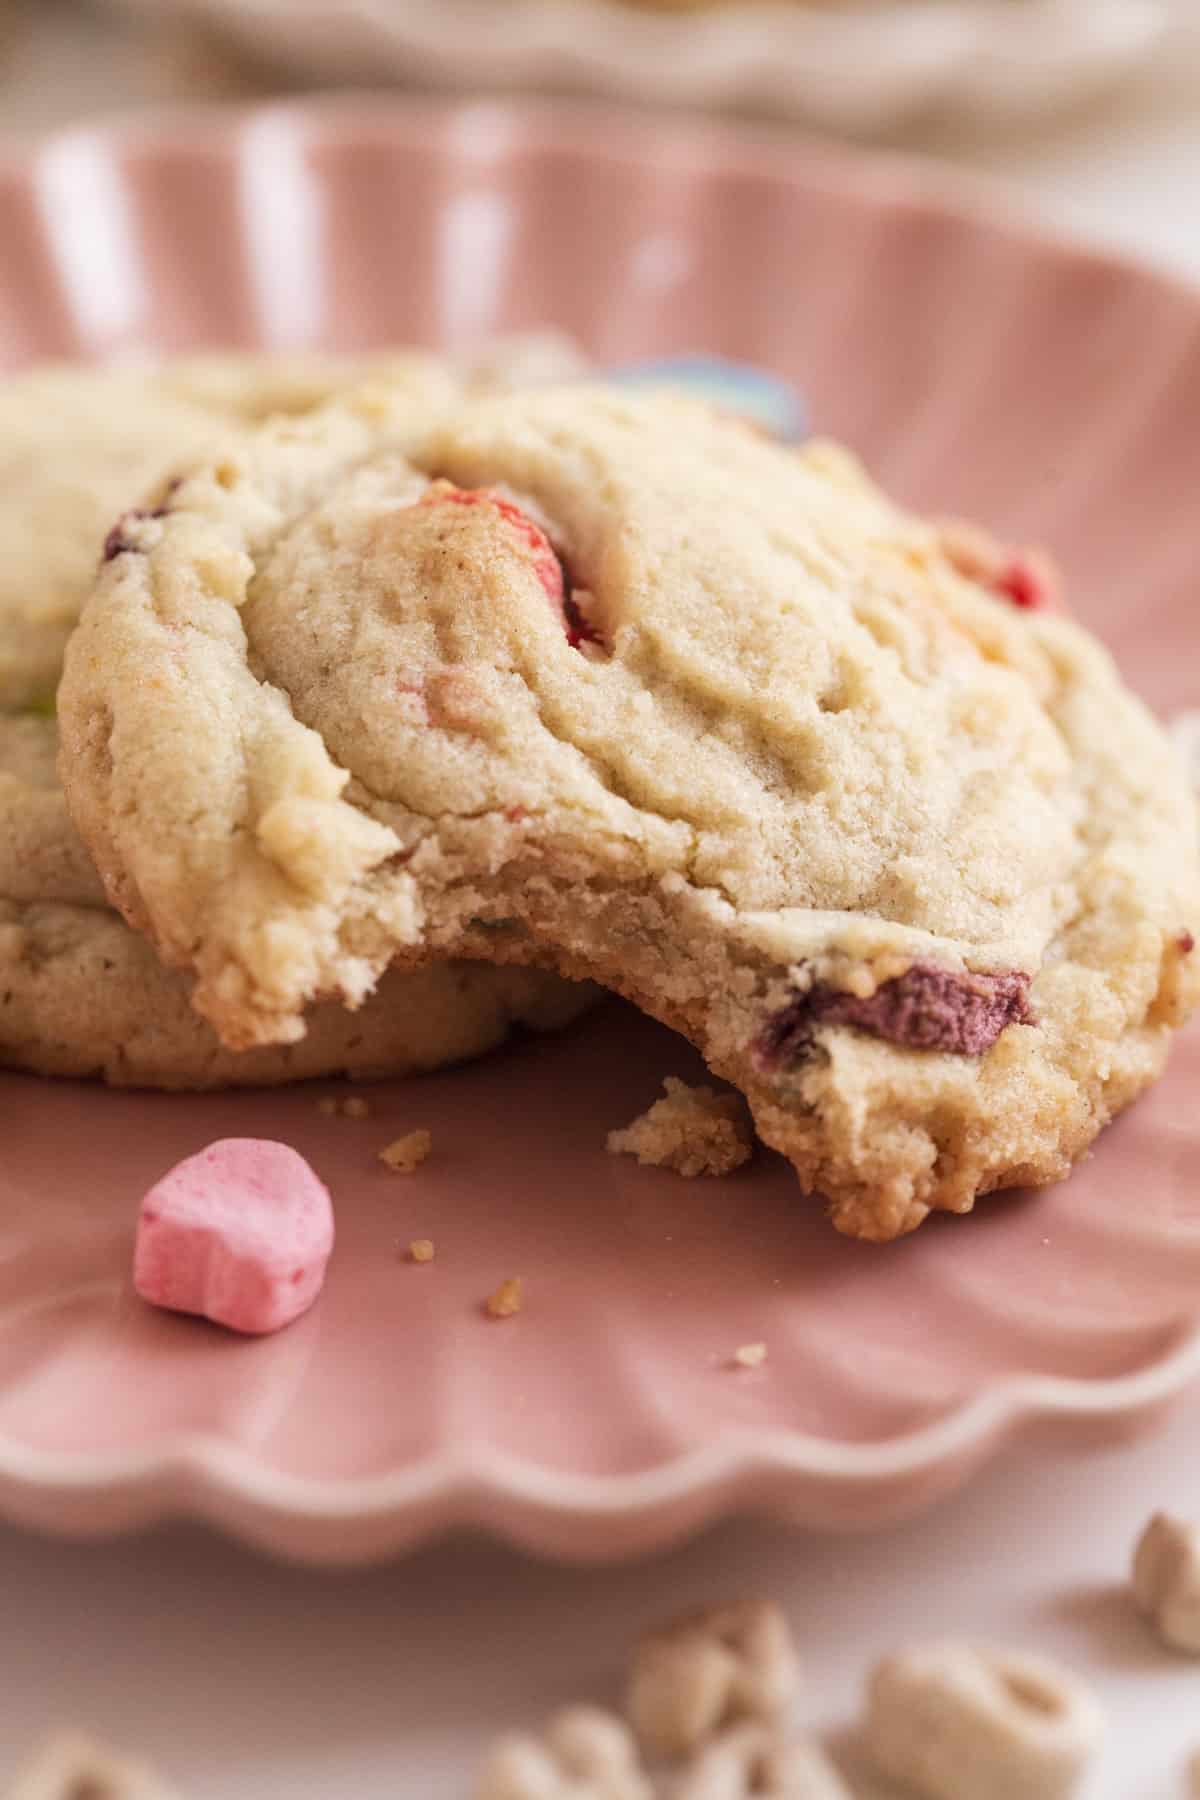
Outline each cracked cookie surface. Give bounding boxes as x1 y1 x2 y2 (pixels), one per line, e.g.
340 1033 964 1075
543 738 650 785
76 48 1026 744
59 385 1200 1233
0 714 588 1087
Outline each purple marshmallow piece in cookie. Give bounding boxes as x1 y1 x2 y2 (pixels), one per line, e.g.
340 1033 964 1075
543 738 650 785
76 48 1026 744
758 962 1033 1068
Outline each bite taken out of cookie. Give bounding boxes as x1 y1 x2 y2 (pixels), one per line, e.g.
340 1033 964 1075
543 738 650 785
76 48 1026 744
57 385 1200 1240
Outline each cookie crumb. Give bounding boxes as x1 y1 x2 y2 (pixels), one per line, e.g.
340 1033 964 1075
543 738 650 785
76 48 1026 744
607 1078 754 1178
732 1342 768 1370
486 1277 523 1319
379 1129 433 1173
318 1093 373 1119
408 1237 436 1264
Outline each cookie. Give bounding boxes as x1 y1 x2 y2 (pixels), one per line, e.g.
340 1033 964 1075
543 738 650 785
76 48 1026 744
58 386 1200 1236
0 714 589 1087
0 338 589 712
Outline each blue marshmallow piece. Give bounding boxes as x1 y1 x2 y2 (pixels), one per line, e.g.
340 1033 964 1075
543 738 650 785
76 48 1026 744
607 354 807 443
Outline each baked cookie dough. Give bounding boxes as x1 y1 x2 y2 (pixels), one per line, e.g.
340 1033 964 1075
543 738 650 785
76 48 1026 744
58 385 1200 1234
0 714 588 1087
607 1078 754 1177
0 354 453 711
0 336 587 711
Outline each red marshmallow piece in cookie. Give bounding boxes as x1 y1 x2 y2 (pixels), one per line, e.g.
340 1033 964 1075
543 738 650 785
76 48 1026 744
939 523 1067 616
991 551 1064 614
134 1139 334 1335
421 481 563 604
419 481 599 648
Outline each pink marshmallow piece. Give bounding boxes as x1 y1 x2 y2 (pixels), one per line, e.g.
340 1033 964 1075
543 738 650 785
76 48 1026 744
134 1138 334 1335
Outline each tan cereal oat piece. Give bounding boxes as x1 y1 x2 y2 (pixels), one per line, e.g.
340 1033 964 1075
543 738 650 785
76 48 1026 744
1132 1512 1200 1653
732 1343 768 1370
629 1601 800 1759
408 1237 436 1264
676 1723 850 1799
607 1078 754 1179
476 1706 651 1800
865 1642 1103 1800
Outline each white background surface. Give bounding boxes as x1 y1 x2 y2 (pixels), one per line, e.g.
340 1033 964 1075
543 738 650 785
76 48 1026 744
8 1402 1200 1798
5 7 1200 1797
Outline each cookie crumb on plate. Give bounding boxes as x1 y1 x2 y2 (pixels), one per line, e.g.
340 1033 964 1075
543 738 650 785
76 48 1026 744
486 1277 523 1320
408 1237 436 1264
607 1077 754 1178
379 1129 432 1173
732 1342 768 1370
317 1093 372 1118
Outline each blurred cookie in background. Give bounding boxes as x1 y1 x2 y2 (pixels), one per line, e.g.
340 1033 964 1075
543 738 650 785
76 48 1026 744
76 0 1169 137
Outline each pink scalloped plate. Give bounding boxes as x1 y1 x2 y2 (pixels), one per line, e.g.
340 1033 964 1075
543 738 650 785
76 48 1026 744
2 99 1199 1564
